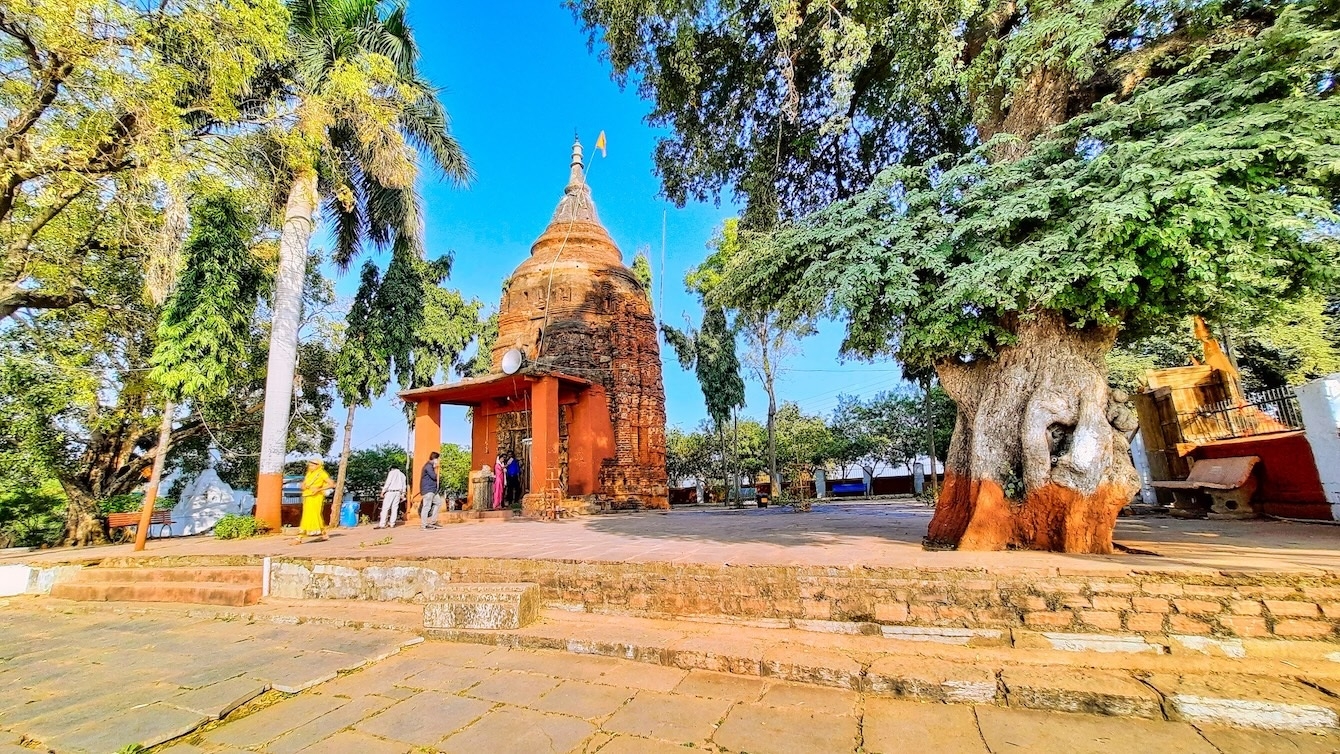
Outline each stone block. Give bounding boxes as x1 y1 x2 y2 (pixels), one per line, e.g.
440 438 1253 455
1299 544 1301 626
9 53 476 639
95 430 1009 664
1126 613 1166 633
865 656 998 704
1174 599 1223 614
1003 667 1163 718
1223 616 1270 637
1231 600 1264 615
1148 673 1340 731
1132 597 1172 613
0 565 31 597
423 583 540 630
1266 600 1322 618
1273 619 1335 639
880 625 1007 647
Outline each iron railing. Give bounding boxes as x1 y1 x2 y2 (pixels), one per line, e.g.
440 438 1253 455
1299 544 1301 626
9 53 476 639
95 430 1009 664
1177 386 1304 444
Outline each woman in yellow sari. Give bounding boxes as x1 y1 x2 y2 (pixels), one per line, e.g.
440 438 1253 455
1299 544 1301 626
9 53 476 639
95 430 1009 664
296 457 333 544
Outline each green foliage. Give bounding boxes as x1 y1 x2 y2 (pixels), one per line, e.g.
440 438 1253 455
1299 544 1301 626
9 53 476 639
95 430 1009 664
632 249 654 301
663 306 745 428
717 5 1340 370
99 494 145 514
457 311 498 379
666 427 714 484
342 444 407 500
374 240 482 393
213 513 265 539
150 189 268 401
335 261 392 407
567 0 973 225
0 0 288 319
773 403 836 486
846 386 955 473
0 483 65 549
438 442 471 494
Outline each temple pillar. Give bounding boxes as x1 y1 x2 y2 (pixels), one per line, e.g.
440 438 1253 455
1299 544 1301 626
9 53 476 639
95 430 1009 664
411 399 441 524
526 376 562 513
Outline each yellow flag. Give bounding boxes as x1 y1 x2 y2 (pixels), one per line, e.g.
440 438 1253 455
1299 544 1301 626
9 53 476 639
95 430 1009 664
595 131 607 157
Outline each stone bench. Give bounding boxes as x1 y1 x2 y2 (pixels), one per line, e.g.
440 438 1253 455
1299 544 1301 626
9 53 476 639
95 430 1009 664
1152 455 1260 519
424 583 540 630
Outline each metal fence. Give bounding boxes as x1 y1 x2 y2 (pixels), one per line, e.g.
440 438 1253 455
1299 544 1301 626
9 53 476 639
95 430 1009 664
1176 385 1304 444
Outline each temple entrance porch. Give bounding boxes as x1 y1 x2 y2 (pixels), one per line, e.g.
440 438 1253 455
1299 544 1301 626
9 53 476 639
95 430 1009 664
399 371 613 516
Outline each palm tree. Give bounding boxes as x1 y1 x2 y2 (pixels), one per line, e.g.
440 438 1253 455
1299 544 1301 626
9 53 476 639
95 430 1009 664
254 0 471 528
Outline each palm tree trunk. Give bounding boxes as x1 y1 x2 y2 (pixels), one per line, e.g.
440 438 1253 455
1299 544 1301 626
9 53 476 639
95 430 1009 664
255 168 319 530
134 399 175 551
330 404 356 527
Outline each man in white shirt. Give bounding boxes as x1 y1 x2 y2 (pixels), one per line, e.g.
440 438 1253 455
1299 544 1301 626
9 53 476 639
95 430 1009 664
376 466 407 529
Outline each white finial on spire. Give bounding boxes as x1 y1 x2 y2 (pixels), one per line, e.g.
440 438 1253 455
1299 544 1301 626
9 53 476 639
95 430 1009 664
569 135 585 187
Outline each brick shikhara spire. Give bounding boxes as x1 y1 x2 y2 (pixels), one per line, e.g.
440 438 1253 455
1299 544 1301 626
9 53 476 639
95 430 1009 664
490 138 669 508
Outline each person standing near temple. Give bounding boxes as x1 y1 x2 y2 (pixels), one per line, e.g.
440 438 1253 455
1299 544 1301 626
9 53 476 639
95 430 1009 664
375 465 407 529
493 454 506 510
506 453 521 507
295 457 333 544
420 451 442 530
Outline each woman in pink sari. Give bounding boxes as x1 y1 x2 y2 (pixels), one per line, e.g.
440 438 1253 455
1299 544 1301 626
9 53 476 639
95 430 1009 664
493 454 505 510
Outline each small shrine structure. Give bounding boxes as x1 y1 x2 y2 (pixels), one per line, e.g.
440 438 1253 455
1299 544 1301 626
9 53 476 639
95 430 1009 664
400 139 669 514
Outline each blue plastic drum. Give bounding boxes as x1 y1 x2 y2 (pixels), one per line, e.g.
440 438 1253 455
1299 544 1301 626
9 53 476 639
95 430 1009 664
339 498 359 528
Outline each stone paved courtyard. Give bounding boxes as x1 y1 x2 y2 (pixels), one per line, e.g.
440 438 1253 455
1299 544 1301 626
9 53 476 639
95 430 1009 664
2 603 1337 753
5 502 1338 574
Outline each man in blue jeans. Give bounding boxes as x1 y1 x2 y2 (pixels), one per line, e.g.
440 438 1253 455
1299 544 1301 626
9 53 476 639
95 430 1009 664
419 451 442 529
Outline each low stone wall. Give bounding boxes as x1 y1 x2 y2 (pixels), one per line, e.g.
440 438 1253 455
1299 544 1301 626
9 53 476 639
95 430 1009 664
264 556 1340 642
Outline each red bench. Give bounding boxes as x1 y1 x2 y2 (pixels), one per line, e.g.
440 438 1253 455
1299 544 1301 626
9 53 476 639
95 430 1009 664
106 509 174 539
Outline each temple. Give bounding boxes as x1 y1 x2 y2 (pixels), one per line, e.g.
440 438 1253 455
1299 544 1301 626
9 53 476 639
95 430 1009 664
400 139 669 513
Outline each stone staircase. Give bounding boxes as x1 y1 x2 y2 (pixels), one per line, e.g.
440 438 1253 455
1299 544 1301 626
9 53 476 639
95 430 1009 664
49 566 263 606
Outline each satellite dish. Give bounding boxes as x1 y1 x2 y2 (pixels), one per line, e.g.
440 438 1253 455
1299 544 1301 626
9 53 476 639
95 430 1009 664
501 348 524 375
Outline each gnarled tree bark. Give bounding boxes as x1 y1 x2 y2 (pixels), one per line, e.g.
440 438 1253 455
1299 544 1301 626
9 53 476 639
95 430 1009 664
926 312 1140 553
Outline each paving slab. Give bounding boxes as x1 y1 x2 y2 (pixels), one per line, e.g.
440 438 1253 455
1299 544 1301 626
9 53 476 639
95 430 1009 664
49 702 209 753
866 656 999 704
206 693 348 748
1002 667 1163 718
264 694 396 754
355 691 492 745
465 670 564 706
486 648 624 681
1196 725 1340 753
396 663 495 692
440 706 596 754
595 735 702 754
673 668 768 702
531 679 637 719
165 675 270 719
1148 673 1340 731
863 698 990 754
713 701 859 754
262 650 368 693
588 660 687 692
975 705 1218 753
295 730 411 754
757 681 861 716
601 689 734 744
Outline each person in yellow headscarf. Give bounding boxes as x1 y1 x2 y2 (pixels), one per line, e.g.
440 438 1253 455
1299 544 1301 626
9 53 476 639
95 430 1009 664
295 457 333 544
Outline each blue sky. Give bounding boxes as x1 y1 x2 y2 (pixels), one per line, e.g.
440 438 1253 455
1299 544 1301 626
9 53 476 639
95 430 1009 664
325 2 909 453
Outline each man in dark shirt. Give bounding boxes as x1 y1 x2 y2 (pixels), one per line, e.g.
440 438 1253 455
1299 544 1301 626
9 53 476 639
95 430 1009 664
419 451 441 529
505 454 521 506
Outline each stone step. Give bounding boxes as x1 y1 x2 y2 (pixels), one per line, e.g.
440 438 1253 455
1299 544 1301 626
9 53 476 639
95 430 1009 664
49 581 262 606
424 582 540 630
73 567 263 585
435 509 516 524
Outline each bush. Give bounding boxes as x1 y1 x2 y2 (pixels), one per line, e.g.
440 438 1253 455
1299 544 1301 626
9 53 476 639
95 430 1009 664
99 493 144 514
213 514 265 539
0 485 66 549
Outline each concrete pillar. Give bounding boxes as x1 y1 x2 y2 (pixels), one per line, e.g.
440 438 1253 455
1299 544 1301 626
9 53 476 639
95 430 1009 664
814 469 827 499
1295 374 1340 519
695 480 705 506
528 376 561 509
862 468 872 497
411 399 440 524
913 463 925 494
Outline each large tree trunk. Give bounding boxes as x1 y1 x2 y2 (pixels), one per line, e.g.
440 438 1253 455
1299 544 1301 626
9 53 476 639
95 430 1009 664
255 168 319 530
925 312 1140 554
60 481 106 547
330 403 356 528
134 399 175 551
